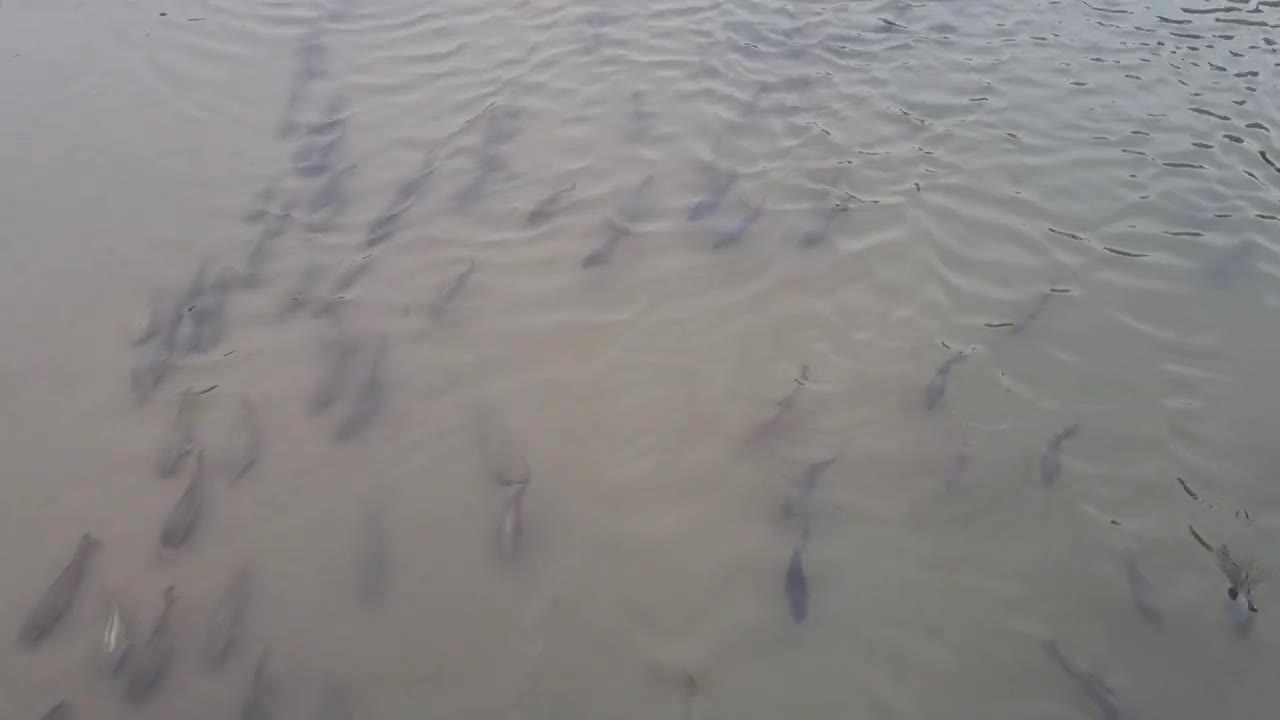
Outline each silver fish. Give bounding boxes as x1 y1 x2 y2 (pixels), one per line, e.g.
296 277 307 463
19 534 100 647
498 480 530 563
96 597 133 674
123 586 178 704
160 450 204 549
204 566 252 669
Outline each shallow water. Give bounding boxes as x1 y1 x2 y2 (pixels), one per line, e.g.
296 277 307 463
1 0 1278 717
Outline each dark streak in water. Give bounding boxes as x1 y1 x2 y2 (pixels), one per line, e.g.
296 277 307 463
526 182 576 227
334 337 387 442
1042 641 1127 720
1189 107 1232 121
1048 227 1086 242
1103 246 1149 258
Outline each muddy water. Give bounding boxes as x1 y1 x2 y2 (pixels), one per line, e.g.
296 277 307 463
1 0 1278 717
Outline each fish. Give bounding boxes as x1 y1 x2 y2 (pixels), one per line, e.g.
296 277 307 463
241 652 279 720
687 171 737 222
123 586 178 704
1122 553 1163 625
942 441 971 490
924 352 966 411
313 678 355 720
454 153 509 209
181 269 233 356
1226 594 1258 638
240 211 294 289
281 262 326 318
310 329 359 416
357 507 389 607
333 337 388 442
747 365 809 445
1041 640 1126 720
365 166 436 248
160 450 204 549
430 259 478 316
581 223 629 268
241 177 286 225
798 202 847 248
312 256 373 316
156 389 199 478
130 301 183 405
526 182 576 227
133 290 179 347
498 479 530 563
711 199 765 250
1009 292 1052 335
784 525 811 623
616 174 656 222
18 533 100 647
1215 545 1260 613
625 90 655 142
204 566 252 669
301 163 356 234
782 456 839 518
1203 238 1258 289
481 105 523 149
478 411 532 487
291 122 346 178
227 398 262 484
39 701 73 720
96 596 133 674
1039 423 1079 485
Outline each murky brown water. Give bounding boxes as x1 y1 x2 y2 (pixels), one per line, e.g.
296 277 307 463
1 0 1278 717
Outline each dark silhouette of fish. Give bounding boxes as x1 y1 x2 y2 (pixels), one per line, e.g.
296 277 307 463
784 525 811 623
310 328 359 416
39 701 73 720
313 677 355 720
479 411 532 487
301 163 356 234
291 122 346 178
19 534 100 647
313 256 373 316
130 267 213 404
1042 640 1126 720
454 153 509 209
799 203 848 248
924 352 966 411
365 164 436 248
204 566 252 669
782 456 839 518
180 269 233 356
712 199 765 250
942 441 971 490
357 507 389 607
625 90 655 142
480 105 523 149
581 174 655 267
526 182 576 227
1039 423 1079 485
123 586 178 704
687 170 737 221
581 223 629 268
281 262 326 318
227 398 262 484
1009 292 1052 335
1203 238 1258 289
1122 553 1163 625
498 479 530 563
156 389 198 478
241 651 279 720
240 211 294 289
333 337 388 442
160 450 204 549
430 259 477 316
748 365 810 445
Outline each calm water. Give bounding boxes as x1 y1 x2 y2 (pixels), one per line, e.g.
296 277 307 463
1 0 1278 717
